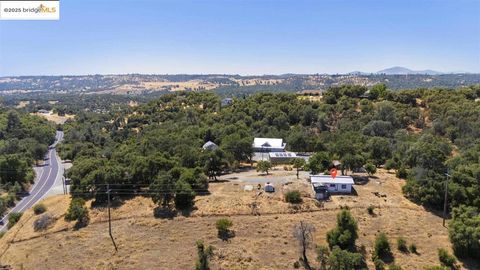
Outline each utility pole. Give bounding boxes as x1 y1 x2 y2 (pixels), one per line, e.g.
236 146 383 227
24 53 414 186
443 172 450 227
107 184 118 252
62 172 66 195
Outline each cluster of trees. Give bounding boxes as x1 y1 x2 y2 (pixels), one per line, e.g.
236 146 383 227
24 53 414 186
0 110 56 217
58 85 480 259
295 209 403 270
296 210 417 269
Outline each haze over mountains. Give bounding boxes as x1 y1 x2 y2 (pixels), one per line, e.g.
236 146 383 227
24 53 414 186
376 66 443 75
349 66 473 75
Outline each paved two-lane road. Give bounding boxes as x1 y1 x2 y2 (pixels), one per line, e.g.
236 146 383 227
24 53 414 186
0 131 64 231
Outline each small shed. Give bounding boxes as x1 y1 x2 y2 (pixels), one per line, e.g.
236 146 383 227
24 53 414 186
310 175 354 194
202 141 219 151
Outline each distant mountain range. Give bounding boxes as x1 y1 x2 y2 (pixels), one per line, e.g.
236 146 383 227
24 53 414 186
376 66 443 75
348 67 445 75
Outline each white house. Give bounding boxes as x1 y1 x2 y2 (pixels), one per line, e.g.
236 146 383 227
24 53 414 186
253 138 286 152
310 175 354 194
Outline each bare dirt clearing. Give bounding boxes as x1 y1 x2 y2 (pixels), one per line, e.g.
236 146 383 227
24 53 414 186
0 169 476 270
32 111 75 124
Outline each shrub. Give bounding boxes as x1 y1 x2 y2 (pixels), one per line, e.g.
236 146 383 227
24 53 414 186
65 198 89 229
316 245 330 270
195 240 214 270
216 218 233 240
33 213 55 231
384 159 397 171
285 190 302 204
5 193 16 207
0 232 5 238
7 212 23 229
373 233 392 260
328 246 364 269
326 209 358 249
0 198 6 217
438 248 456 268
397 237 408 253
396 167 408 179
365 163 377 175
373 257 385 270
33 203 47 215
408 243 417 254
367 205 375 215
425 266 448 270
389 264 402 270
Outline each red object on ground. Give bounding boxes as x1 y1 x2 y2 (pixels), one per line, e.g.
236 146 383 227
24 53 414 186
330 168 337 178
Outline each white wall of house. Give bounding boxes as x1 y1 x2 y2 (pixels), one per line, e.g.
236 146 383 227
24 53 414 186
325 183 352 193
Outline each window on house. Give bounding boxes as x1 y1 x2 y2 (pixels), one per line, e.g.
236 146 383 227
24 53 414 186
341 184 347 189
330 184 336 187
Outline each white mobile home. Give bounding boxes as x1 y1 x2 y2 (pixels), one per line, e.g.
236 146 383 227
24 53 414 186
310 175 354 194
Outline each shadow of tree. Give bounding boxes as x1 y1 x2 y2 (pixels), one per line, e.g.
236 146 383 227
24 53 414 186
218 229 235 242
153 207 176 219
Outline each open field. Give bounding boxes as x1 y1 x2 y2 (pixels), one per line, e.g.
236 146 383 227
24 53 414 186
0 169 477 270
32 111 75 124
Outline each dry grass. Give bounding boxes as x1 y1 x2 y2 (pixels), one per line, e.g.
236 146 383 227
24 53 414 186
32 111 75 124
15 101 30 109
0 169 477 270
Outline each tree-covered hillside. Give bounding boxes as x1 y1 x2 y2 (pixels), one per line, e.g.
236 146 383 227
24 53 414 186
59 85 480 260
0 110 56 216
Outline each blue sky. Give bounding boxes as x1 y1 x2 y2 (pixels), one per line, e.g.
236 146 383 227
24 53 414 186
0 0 479 76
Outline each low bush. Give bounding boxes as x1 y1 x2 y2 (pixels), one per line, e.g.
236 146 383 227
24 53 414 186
374 233 392 260
397 237 408 253
365 163 377 175
438 248 457 269
65 198 89 229
33 213 55 231
33 203 47 215
373 257 385 270
216 218 233 240
367 205 375 215
396 167 408 179
408 243 417 254
285 190 302 204
7 212 23 229
195 240 214 270
389 264 402 270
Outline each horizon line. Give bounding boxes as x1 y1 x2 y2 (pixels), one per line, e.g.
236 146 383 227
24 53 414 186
1 71 479 78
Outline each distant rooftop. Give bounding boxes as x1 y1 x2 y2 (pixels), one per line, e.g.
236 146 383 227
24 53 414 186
202 141 218 151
